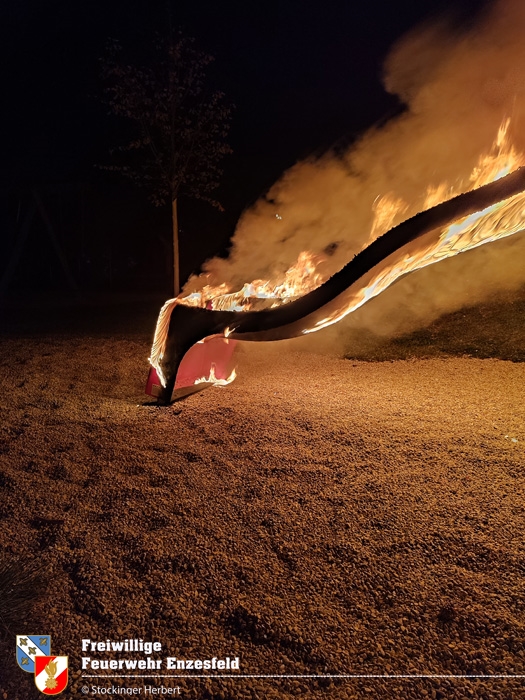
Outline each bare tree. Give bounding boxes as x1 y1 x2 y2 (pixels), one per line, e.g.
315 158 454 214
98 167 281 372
101 34 233 295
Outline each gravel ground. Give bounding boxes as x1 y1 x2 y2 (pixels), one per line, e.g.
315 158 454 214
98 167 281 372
0 303 524 700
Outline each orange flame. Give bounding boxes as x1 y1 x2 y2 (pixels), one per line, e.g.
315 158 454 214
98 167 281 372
194 364 237 386
179 250 326 312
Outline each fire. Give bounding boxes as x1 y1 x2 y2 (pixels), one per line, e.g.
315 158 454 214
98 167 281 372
194 364 237 386
304 117 525 333
179 250 326 312
369 193 409 245
150 118 525 386
176 118 524 326
148 251 326 385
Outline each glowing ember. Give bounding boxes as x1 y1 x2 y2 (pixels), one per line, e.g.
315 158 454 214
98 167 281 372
194 364 237 386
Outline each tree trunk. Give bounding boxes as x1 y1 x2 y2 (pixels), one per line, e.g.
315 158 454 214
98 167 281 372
172 197 180 296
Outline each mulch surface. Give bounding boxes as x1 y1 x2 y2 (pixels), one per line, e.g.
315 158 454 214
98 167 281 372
0 298 523 700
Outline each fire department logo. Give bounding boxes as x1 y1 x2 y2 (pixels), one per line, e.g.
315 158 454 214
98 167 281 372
16 635 51 673
34 655 68 695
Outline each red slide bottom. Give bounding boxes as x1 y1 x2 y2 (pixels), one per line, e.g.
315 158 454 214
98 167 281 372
146 336 237 401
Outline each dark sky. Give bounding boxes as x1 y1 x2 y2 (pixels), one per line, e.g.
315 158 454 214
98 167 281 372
0 0 489 290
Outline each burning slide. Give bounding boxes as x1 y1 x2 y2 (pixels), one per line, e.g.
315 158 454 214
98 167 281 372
148 153 525 403
147 0 525 403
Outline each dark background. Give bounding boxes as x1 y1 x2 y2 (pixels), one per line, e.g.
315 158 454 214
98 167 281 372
0 0 489 297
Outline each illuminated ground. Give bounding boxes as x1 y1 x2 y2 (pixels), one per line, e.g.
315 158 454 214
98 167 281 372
0 296 524 700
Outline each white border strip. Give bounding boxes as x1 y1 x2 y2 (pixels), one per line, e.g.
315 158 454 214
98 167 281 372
83 674 525 679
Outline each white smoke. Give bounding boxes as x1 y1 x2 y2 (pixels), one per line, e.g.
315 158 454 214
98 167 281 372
185 0 525 349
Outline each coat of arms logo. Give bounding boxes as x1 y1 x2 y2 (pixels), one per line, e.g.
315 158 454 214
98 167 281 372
34 655 69 695
16 635 68 695
16 635 51 674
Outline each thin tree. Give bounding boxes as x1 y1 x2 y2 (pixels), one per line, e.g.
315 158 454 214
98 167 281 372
101 34 233 295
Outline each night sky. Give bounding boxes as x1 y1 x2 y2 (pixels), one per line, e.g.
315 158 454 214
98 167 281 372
1 0 489 293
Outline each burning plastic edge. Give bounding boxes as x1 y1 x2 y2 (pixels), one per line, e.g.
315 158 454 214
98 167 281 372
149 166 525 404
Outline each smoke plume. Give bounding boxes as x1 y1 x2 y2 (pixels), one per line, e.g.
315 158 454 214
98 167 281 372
185 0 525 351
